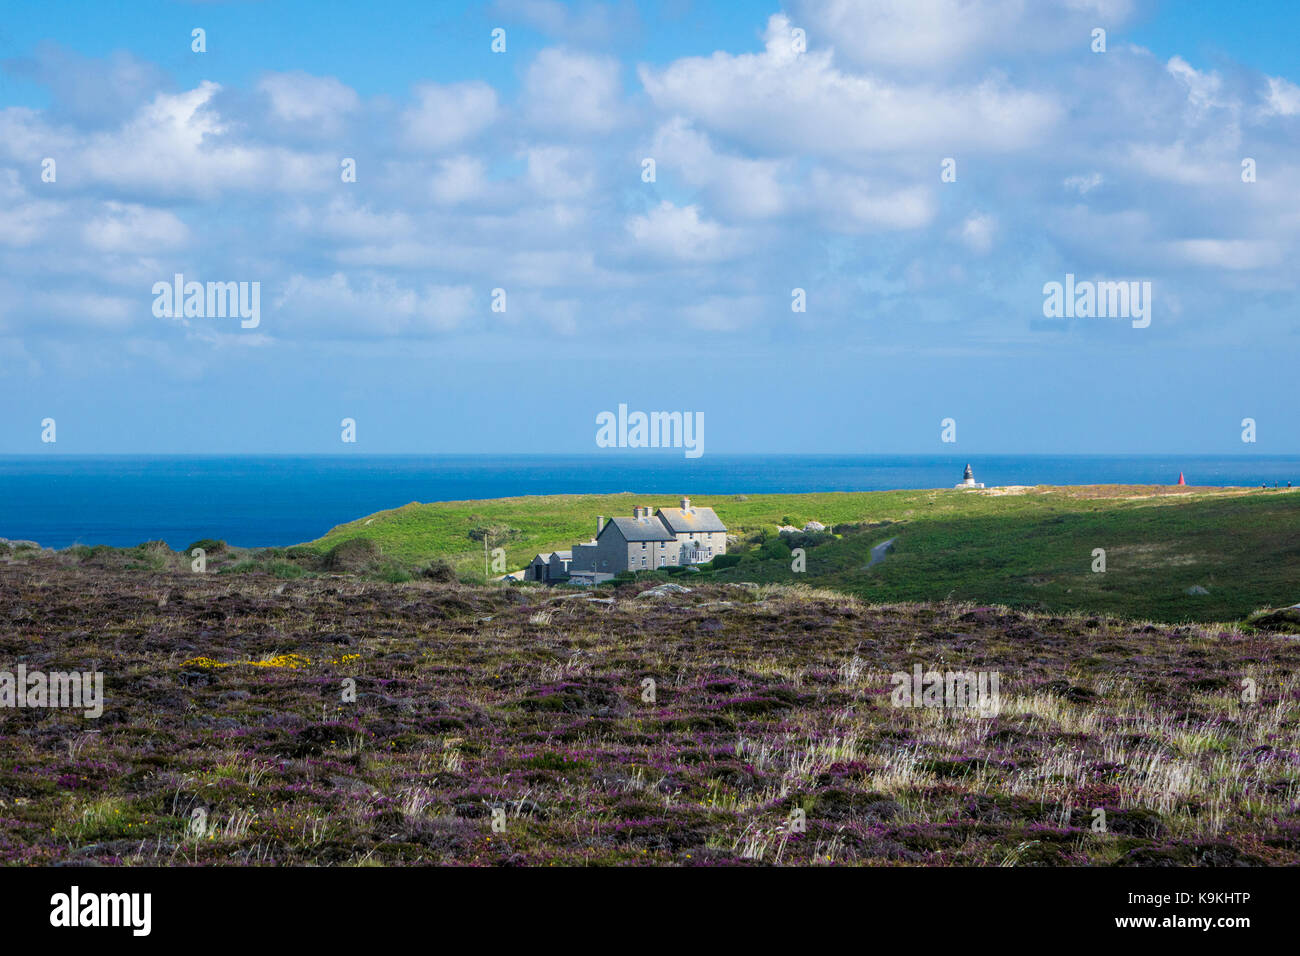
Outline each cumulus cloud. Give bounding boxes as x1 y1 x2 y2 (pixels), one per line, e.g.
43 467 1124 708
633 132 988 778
626 201 741 262
82 202 189 253
431 156 488 204
649 119 789 219
524 145 595 199
257 72 360 137
639 14 1060 157
522 48 625 134
0 82 338 197
401 81 498 151
0 8 1297 375
1260 76 1300 117
809 170 935 231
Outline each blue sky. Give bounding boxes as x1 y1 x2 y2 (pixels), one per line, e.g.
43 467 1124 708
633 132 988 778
1 0 1297 454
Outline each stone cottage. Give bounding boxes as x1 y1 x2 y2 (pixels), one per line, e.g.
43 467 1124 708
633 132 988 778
529 497 727 584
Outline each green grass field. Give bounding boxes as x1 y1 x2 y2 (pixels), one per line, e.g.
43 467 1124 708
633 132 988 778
304 486 1300 623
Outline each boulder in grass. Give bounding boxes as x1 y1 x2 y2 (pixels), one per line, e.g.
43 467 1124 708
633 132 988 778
639 582 692 598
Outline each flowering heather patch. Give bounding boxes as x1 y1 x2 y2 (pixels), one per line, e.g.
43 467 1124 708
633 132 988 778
0 554 1297 866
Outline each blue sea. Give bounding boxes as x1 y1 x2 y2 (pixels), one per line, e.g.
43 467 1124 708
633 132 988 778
1 454 1297 550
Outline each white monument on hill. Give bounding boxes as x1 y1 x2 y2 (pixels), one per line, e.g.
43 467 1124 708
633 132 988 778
955 463 984 489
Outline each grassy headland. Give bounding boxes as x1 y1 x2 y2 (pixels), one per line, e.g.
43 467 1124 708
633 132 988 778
302 486 1300 624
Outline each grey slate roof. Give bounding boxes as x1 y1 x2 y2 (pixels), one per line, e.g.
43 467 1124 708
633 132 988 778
604 516 676 542
655 507 727 534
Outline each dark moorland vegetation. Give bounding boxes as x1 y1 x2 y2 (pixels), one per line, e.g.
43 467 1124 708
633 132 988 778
1 550 1297 866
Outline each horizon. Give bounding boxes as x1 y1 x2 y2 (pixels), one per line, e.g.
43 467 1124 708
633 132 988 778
2 450 1298 459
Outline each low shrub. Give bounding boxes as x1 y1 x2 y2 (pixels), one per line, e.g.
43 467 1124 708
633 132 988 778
185 538 227 555
325 538 382 572
422 560 458 583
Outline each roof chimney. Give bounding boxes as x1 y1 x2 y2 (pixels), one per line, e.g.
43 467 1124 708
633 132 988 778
597 515 606 535
681 496 691 511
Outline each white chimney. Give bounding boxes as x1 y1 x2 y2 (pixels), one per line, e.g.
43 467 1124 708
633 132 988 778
681 496 691 511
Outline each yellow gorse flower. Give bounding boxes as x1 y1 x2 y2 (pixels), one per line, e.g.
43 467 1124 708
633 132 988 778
182 653 361 670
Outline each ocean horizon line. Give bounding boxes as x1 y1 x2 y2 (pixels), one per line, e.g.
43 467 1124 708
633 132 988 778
0 451 1294 460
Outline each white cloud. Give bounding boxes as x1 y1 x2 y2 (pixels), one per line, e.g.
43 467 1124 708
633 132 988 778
1064 172 1104 194
0 198 62 247
523 48 624 133
650 119 788 219
524 146 594 199
401 81 498 151
626 201 741 261
810 170 936 231
431 156 488 204
1125 142 1233 186
258 72 360 136
1261 76 1300 117
639 14 1059 157
959 213 996 254
1166 56 1229 114
41 82 338 196
82 202 189 253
